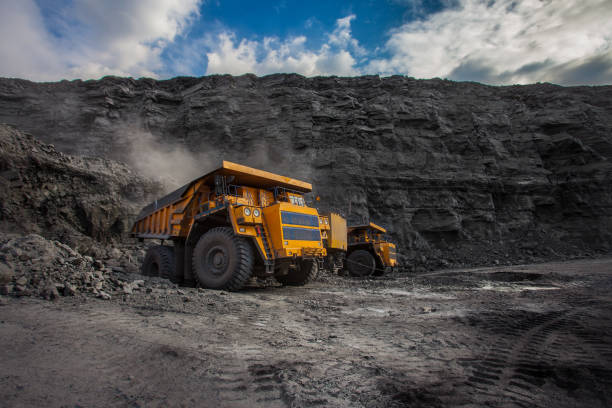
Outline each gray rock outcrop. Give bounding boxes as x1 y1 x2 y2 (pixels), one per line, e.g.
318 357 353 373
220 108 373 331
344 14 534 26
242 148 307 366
1 74 611 269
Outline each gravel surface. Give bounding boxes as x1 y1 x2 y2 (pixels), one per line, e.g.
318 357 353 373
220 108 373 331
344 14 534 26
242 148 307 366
1 257 611 407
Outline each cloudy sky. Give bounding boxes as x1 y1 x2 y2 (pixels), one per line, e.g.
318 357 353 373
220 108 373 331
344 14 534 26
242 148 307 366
1 0 611 85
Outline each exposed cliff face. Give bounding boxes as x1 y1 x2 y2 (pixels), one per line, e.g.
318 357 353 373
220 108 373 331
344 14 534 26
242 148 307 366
1 74 611 269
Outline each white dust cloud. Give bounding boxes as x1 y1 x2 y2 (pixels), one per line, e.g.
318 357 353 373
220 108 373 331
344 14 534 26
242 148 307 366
121 128 314 193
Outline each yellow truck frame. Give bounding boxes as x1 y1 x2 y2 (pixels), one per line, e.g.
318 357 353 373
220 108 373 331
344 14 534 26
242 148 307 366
131 161 326 290
318 214 398 277
318 212 348 274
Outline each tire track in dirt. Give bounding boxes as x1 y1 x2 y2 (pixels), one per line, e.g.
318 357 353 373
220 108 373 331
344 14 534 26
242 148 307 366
460 310 566 407
2 259 612 408
459 304 612 408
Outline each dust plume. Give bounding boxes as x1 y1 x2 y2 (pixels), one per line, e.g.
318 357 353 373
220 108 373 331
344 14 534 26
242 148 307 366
118 126 314 194
121 128 213 191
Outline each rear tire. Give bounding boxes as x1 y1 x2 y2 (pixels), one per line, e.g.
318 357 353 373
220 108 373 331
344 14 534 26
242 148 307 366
142 245 175 279
276 259 318 286
192 227 253 290
347 249 376 277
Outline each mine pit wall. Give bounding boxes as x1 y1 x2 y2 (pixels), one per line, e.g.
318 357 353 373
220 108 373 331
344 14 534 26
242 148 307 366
1 75 611 269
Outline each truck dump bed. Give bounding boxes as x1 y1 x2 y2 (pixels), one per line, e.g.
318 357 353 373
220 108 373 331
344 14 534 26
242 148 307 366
327 213 347 251
132 161 312 239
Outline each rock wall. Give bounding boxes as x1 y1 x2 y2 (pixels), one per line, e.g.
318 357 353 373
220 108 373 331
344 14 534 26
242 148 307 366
1 75 611 269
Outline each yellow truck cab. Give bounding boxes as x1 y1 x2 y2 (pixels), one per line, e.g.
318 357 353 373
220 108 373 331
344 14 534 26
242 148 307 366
345 222 398 277
131 161 326 290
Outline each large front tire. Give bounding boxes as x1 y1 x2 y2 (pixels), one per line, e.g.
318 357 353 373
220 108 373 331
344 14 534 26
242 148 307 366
192 227 253 290
346 249 376 277
276 259 318 286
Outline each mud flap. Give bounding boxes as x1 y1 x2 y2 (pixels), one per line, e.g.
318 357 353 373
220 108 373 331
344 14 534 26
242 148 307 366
173 241 185 284
183 243 195 286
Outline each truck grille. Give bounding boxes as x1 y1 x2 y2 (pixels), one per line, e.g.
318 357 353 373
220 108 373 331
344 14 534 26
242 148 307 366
283 227 321 241
281 211 319 227
303 247 325 256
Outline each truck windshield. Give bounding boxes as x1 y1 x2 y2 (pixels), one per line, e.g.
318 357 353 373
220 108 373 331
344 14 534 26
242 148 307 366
271 187 306 206
289 195 305 206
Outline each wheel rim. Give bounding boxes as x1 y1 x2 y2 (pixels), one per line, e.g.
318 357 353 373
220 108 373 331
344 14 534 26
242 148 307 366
205 245 229 276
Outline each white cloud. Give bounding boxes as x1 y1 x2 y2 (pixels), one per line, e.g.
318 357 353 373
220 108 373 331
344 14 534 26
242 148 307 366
0 0 201 80
205 15 362 76
0 1 64 80
205 33 259 76
367 0 612 85
65 0 201 79
328 15 366 56
2 0 610 84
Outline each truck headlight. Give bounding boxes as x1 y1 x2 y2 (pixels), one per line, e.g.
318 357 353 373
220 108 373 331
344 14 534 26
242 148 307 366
253 209 260 217
244 207 252 216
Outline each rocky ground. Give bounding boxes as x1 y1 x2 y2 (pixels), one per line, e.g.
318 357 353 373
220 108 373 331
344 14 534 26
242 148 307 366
1 255 611 407
0 233 171 301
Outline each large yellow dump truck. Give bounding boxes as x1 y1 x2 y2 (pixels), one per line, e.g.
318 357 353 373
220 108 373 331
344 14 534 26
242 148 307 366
131 161 326 290
318 214 398 277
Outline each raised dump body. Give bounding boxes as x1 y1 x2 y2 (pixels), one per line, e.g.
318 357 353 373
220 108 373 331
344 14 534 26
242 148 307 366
132 161 326 290
318 214 399 276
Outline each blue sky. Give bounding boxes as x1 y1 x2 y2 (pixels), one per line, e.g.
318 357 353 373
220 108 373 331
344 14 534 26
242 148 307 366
1 0 611 85
187 0 444 57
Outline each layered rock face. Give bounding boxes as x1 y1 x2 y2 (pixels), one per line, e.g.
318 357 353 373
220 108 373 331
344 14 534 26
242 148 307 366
1 75 611 269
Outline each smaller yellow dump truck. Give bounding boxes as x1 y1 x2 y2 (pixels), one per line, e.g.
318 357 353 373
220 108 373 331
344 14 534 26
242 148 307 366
318 214 398 276
131 161 326 290
345 222 398 277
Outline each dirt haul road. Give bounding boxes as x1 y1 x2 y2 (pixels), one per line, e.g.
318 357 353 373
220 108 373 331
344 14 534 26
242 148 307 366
1 258 611 408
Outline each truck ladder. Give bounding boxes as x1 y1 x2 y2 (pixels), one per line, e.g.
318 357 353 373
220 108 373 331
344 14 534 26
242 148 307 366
258 226 275 274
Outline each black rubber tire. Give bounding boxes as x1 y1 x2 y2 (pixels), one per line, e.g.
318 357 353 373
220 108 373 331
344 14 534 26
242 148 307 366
373 257 386 276
276 259 318 286
192 227 253 290
346 249 376 277
142 245 175 279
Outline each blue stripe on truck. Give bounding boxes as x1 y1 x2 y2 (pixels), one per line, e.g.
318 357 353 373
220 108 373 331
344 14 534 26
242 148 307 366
282 227 321 241
281 211 319 227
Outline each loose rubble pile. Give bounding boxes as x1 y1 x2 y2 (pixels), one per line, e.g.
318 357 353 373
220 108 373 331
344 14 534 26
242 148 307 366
0 233 174 301
0 124 163 256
